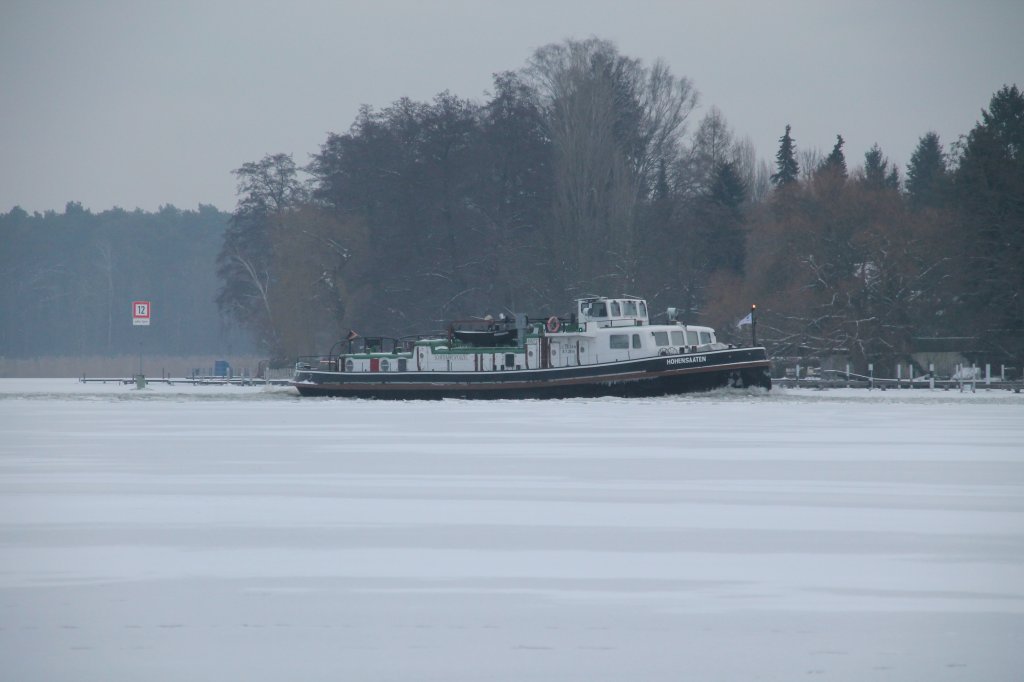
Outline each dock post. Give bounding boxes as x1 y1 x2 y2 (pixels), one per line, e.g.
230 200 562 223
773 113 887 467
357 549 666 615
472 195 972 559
868 363 874 390
929 363 935 390
985 364 991 386
845 363 851 388
896 363 902 389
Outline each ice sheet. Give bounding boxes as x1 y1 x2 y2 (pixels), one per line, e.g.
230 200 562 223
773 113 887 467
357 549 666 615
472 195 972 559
1 379 1022 680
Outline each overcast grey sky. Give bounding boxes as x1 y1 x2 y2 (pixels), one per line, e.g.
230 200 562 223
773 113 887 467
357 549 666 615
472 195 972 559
2 0 1021 214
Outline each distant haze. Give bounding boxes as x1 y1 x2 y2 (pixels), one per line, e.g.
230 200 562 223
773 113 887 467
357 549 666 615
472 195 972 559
2 0 1021 214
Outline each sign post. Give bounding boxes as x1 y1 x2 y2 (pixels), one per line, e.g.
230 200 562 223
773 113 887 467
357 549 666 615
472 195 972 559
132 301 151 384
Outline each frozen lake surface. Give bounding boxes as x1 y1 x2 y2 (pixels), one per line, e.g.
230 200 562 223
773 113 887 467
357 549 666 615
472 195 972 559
1 379 1022 681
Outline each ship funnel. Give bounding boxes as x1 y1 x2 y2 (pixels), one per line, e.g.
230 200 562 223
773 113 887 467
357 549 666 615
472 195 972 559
515 313 528 347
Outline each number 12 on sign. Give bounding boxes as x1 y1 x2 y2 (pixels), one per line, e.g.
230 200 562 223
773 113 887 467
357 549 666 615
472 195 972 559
133 301 151 326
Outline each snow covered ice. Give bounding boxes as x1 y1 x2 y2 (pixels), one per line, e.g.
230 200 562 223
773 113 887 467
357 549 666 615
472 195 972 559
1 379 1022 681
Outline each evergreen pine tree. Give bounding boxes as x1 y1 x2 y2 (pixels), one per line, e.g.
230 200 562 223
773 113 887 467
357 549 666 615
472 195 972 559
821 134 847 179
863 143 888 189
770 124 799 187
953 84 1024 359
697 161 747 274
906 132 947 209
711 161 746 210
885 165 900 192
710 161 747 274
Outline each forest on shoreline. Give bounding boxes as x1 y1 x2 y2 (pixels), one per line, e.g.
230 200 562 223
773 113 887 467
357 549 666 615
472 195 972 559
2 39 1021 372
0 203 252 364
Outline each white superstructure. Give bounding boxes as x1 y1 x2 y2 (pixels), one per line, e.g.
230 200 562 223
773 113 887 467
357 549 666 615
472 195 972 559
334 296 730 374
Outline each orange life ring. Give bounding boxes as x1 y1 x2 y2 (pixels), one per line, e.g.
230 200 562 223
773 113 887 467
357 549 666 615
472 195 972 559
546 316 560 333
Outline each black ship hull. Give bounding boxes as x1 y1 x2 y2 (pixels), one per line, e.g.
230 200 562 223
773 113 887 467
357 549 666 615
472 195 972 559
293 347 771 400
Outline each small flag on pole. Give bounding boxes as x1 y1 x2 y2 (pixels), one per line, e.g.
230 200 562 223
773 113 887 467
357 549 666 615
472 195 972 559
737 312 753 328
346 330 360 341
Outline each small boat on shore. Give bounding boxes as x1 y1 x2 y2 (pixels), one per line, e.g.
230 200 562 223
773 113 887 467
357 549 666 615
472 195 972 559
292 295 771 399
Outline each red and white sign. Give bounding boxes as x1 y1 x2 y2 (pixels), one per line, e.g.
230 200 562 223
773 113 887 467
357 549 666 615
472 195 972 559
132 300 151 326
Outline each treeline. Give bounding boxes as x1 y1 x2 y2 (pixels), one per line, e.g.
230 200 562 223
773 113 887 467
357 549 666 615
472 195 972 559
0 203 251 358
730 89 1023 366
219 38 1022 368
4 39 1020 371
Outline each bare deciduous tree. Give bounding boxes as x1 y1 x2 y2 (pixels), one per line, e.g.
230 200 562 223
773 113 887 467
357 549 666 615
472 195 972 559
527 38 697 293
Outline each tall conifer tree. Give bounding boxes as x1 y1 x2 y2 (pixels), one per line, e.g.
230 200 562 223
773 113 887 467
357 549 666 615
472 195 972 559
953 85 1024 359
906 132 947 209
862 143 888 189
821 134 847 178
771 124 799 187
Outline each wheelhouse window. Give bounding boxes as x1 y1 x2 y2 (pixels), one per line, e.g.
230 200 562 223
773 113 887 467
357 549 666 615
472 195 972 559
623 300 638 316
686 330 699 346
671 331 685 346
590 302 608 317
609 334 629 349
638 301 647 317
652 331 669 346
699 331 712 344
610 301 621 316
632 334 642 349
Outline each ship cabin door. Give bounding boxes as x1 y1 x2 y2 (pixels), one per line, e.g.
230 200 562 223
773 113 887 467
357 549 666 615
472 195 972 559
547 339 579 368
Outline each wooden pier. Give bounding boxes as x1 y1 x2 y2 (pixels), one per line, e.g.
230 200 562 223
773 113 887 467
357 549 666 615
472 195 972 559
79 373 292 387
